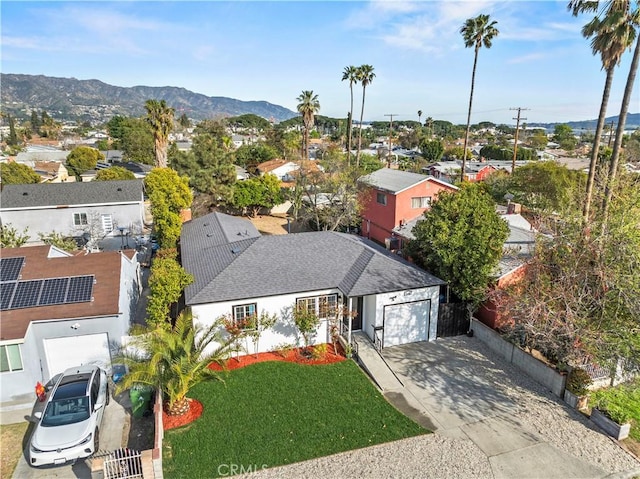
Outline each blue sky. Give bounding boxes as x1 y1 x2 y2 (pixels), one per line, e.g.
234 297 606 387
2 1 638 125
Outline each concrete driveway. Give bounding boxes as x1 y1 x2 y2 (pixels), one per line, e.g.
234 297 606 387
11 389 127 479
381 336 640 479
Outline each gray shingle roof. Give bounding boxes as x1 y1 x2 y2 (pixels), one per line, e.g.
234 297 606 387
0 180 144 209
358 168 430 194
181 212 444 305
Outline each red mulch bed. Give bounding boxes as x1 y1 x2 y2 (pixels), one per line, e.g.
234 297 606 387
209 343 347 371
162 344 346 431
163 398 203 431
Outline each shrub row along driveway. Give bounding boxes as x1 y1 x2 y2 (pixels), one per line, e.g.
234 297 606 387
243 336 640 479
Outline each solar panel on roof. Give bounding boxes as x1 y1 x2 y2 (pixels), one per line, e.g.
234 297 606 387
0 257 25 282
39 277 71 306
66 276 94 303
11 280 43 309
0 282 17 310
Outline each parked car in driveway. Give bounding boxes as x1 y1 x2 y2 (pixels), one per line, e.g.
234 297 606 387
29 365 109 467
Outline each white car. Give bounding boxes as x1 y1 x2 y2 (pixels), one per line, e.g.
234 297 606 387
30 365 109 467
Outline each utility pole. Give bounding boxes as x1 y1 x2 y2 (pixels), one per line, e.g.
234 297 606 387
510 107 529 173
384 114 398 167
608 121 615 147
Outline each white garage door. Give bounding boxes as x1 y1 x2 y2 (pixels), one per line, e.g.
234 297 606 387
44 333 112 377
383 300 431 348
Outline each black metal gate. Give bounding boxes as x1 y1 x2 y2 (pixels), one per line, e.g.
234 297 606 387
437 303 470 337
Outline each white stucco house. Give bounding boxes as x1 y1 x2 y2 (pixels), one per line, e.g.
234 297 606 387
0 245 140 405
180 212 445 355
0 180 146 245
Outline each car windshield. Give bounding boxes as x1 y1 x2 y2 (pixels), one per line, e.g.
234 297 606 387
41 396 90 427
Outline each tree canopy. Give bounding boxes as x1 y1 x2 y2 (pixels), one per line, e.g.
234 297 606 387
233 174 283 217
107 116 155 164
66 146 104 177
408 183 509 305
234 143 278 169
94 166 136 181
0 162 41 184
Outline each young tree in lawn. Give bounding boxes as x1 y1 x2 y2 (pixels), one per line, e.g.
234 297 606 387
116 309 240 417
460 14 499 182
0 162 41 184
408 183 509 306
145 99 175 168
292 304 321 354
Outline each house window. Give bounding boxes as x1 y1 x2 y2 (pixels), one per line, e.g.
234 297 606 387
376 192 387 206
411 197 432 208
296 294 338 319
73 213 88 226
232 303 257 329
0 344 23 373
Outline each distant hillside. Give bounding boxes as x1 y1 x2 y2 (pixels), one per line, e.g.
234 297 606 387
0 73 297 123
528 113 640 131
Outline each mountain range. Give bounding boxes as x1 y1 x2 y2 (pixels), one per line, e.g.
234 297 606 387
0 73 297 123
1 73 638 130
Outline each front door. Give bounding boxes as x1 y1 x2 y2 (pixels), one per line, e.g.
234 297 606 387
352 297 363 330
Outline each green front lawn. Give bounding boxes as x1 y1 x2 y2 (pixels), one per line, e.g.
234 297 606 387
163 360 428 478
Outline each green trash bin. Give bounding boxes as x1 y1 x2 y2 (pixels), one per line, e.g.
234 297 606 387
130 385 153 418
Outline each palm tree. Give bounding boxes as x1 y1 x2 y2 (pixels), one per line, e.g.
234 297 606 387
145 99 175 168
460 14 499 182
601 3 640 225
342 66 359 166
115 310 241 416
356 64 376 168
418 110 423 128
296 90 320 161
569 0 637 222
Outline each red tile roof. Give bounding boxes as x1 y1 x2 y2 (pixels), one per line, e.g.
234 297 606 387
0 246 124 341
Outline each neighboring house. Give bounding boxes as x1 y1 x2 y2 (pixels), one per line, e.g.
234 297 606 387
256 159 299 180
358 168 458 247
0 180 146 245
475 212 537 329
15 150 69 164
33 161 71 183
181 212 445 354
235 165 250 181
0 245 140 404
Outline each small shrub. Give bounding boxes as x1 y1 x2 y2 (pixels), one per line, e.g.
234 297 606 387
590 379 640 428
273 343 294 358
311 343 328 360
566 367 592 396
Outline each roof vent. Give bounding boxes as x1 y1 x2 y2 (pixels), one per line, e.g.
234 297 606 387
117 187 122 191
23 192 28 196
231 247 241 254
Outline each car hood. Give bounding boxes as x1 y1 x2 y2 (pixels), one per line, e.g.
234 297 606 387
32 419 93 450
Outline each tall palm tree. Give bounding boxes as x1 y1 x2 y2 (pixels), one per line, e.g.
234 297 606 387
145 99 175 168
418 110 423 127
116 310 241 416
296 90 320 161
342 66 359 166
569 0 637 222
601 3 640 225
460 14 499 182
356 64 376 168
